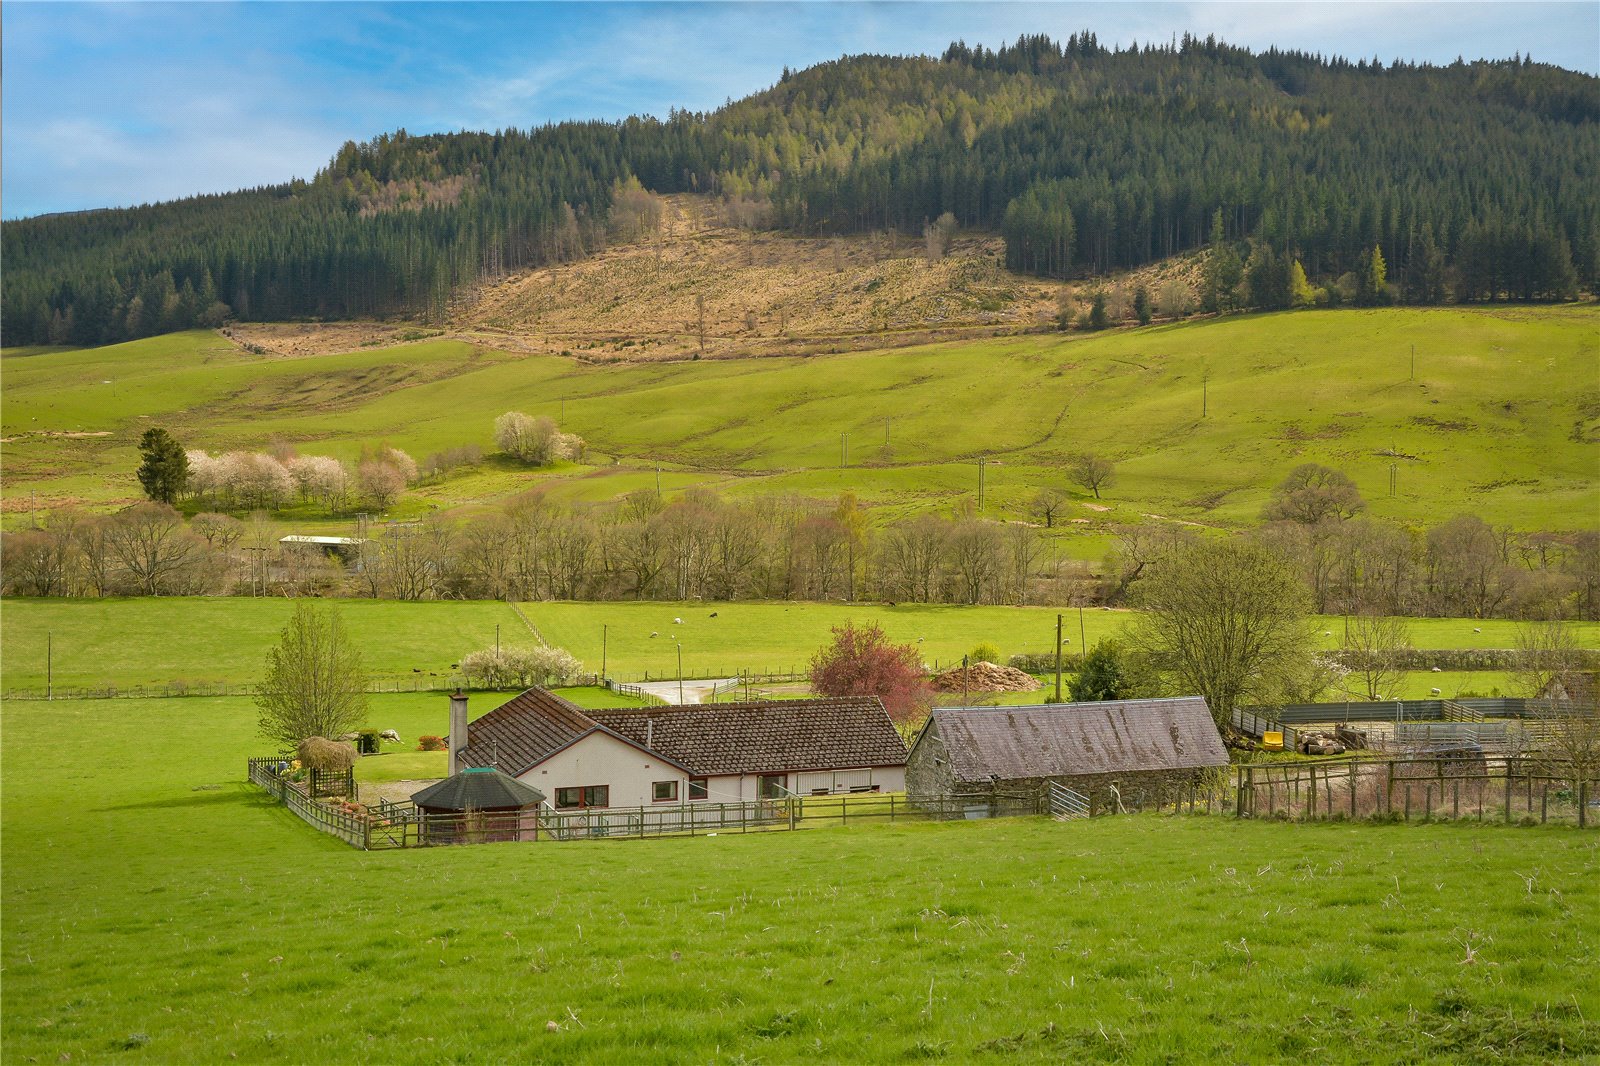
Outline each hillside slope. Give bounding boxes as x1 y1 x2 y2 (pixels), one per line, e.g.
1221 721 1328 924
4 307 1595 543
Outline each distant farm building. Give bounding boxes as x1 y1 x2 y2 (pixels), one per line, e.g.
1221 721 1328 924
448 688 908 808
906 697 1228 812
278 534 365 564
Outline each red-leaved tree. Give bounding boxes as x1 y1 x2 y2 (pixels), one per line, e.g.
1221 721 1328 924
808 621 933 729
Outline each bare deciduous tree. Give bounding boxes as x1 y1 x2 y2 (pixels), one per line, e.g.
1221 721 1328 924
1512 618 1584 699
102 502 210 596
1031 487 1068 529
1129 537 1314 726
254 602 369 749
1068 452 1115 499
1262 463 1365 524
1340 613 1412 701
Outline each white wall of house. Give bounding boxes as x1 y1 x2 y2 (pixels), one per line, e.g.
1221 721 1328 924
517 732 686 809
700 766 906 802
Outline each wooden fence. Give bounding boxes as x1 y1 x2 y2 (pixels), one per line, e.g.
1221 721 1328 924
1235 755 1595 827
247 757 368 847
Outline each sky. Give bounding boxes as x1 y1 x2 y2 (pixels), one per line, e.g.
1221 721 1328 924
3 1 1596 220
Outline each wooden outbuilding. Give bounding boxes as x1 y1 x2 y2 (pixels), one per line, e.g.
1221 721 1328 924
410 767 545 843
905 697 1228 813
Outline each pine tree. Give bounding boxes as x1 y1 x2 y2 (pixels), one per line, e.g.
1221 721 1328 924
136 427 190 504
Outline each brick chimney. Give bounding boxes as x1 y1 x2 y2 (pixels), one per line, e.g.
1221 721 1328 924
448 690 469 776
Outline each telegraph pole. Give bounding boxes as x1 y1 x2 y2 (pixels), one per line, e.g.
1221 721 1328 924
977 456 986 510
1053 614 1064 703
676 643 685 704
601 624 608 681
47 631 53 702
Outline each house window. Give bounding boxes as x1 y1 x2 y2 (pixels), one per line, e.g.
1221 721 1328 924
555 785 609 809
653 780 678 803
759 773 788 799
688 777 708 801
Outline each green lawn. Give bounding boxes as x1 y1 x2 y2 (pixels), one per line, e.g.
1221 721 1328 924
5 307 1596 543
4 597 1597 691
2 692 1596 1063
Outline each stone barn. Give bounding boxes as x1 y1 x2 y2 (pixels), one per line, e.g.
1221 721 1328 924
906 697 1228 813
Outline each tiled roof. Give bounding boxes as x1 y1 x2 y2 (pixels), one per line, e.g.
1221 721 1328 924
926 698 1227 782
455 688 595 777
587 698 909 776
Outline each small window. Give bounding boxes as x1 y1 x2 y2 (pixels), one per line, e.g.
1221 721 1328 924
653 780 678 803
556 785 609 809
688 777 708 801
759 773 787 799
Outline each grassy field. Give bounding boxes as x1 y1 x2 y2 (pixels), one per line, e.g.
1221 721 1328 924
2 691 1596 1063
4 306 1596 545
5 597 1597 692
4 597 1597 694
0 598 525 690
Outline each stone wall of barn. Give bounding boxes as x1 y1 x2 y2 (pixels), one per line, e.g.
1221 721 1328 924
965 768 1215 813
904 721 960 800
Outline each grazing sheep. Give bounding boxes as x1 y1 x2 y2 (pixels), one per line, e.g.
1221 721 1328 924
1430 687 1442 695
378 729 401 744
1431 666 1442 673
650 631 658 638
709 611 718 618
1473 628 1481 633
674 617 684 625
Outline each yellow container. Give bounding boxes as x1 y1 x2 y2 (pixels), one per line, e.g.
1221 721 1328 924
1262 731 1284 751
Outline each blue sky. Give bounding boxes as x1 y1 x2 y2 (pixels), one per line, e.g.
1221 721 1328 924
3 1 1596 219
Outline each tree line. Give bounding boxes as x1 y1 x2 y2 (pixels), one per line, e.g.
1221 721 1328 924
5 34 1594 347
5 484 1593 621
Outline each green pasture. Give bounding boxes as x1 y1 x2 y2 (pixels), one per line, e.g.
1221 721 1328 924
3 692 1596 1063
0 598 524 690
4 597 1597 691
4 307 1596 537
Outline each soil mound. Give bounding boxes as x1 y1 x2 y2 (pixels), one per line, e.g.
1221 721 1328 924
931 660 1039 693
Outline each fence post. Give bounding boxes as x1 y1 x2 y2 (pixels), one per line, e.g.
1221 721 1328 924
1349 763 1357 819
1581 782 1589 829
1385 761 1393 817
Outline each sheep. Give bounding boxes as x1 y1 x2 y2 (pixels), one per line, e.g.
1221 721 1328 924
674 617 684 625
650 631 658 638
1430 687 1442 695
378 729 401 744
709 611 718 618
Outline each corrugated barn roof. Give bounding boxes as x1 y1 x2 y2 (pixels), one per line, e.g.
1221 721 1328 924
928 697 1227 782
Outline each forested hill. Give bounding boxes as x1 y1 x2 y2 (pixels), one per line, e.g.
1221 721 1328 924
5 32 1597 347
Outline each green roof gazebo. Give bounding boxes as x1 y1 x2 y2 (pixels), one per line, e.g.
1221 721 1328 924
410 768 545 844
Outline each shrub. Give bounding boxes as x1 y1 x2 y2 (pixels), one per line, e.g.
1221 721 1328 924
968 642 1002 666
418 735 447 752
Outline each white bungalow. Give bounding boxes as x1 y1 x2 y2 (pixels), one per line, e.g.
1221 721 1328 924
446 688 908 810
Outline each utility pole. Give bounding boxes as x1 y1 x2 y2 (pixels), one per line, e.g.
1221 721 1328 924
885 418 891 446
977 456 986 510
1053 614 1063 703
47 631 53 702
841 433 848 468
962 654 970 706
1409 344 1415 381
676 643 685 705
31 491 38 530
656 464 661 494
1201 362 1210 419
601 624 608 681
495 624 501 658
1078 605 1087 653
